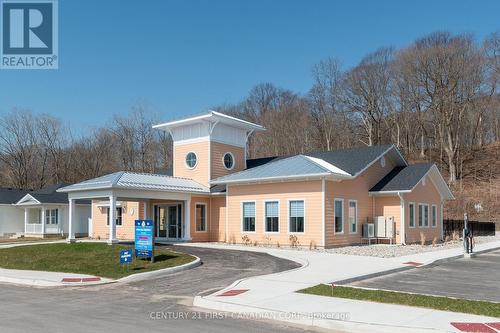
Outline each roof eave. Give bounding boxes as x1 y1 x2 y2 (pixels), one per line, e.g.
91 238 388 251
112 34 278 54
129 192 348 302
211 172 351 185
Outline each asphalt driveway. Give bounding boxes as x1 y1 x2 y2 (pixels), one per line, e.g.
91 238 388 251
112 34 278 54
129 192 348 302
351 248 500 302
0 245 319 333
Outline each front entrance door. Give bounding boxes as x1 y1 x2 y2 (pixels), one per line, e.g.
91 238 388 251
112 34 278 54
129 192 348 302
154 204 182 239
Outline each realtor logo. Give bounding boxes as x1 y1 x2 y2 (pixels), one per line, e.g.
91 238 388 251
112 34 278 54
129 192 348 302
1 0 58 69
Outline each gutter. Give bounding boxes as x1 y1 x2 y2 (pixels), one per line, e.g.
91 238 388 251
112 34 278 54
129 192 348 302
211 172 352 185
397 192 406 245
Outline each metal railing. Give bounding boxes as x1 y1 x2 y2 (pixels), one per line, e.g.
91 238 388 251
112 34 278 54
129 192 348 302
443 219 495 237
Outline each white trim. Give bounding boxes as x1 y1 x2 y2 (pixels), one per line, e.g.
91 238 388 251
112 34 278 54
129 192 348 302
173 136 210 146
440 201 444 240
194 202 208 233
263 199 280 233
348 199 358 234
287 199 306 234
211 172 334 185
333 198 344 235
241 200 257 234
398 192 405 245
225 185 229 242
431 204 438 228
15 194 41 206
222 152 235 171
418 203 430 228
408 202 416 228
321 179 326 247
185 151 198 170
208 138 212 183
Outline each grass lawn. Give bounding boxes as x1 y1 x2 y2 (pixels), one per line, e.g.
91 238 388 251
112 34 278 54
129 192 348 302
298 284 500 318
0 243 195 279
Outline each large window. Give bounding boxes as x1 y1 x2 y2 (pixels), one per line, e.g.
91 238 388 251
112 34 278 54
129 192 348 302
348 200 357 233
106 207 122 226
242 202 256 232
334 199 344 233
45 209 58 224
265 201 279 232
195 204 207 232
432 205 437 227
289 200 304 233
409 203 415 228
185 152 197 169
418 204 429 227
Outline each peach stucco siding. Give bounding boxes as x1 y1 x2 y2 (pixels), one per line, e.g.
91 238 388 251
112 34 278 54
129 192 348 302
210 196 226 242
211 141 245 180
174 140 210 186
226 181 323 248
403 176 442 244
91 200 143 240
373 196 402 243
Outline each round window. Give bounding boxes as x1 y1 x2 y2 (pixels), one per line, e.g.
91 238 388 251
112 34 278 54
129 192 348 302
223 152 234 170
185 152 197 169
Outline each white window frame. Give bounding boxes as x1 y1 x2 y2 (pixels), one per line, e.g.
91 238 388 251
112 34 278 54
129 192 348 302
334 198 344 235
241 201 256 233
106 207 123 226
408 202 416 228
287 199 305 234
222 152 235 170
263 200 280 233
195 202 207 232
185 151 198 169
45 208 58 225
431 204 437 228
418 203 429 228
348 200 358 234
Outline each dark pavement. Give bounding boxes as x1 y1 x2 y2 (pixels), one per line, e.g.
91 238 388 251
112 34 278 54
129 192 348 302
351 249 500 302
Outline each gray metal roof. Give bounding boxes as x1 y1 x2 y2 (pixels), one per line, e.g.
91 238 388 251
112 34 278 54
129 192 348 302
369 163 434 192
213 145 405 184
212 155 334 184
58 171 209 193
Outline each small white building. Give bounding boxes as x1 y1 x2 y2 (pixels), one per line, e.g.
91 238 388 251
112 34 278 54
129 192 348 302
13 184 90 238
0 188 32 237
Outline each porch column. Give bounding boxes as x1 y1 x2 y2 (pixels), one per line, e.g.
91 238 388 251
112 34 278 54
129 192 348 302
184 198 191 240
24 208 28 233
143 200 148 219
41 206 46 236
108 194 118 244
68 199 75 243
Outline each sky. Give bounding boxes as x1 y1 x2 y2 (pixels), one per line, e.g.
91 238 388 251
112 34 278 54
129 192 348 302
1 0 499 134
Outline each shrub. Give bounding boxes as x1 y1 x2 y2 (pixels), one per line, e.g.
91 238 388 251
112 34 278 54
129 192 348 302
420 232 426 246
452 230 460 241
241 235 251 246
432 237 438 247
289 235 300 248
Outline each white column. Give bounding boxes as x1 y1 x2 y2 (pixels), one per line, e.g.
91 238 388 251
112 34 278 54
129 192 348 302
68 199 75 242
398 192 406 245
143 200 148 220
108 195 117 244
24 208 28 233
41 206 46 236
440 201 444 240
184 198 191 240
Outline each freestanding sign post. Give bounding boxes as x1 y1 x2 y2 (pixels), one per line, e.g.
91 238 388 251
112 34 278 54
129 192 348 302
134 220 154 263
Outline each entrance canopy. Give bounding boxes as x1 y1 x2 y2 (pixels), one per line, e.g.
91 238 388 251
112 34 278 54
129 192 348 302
58 171 209 243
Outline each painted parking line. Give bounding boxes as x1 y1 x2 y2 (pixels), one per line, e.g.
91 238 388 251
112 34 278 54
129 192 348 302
402 261 423 266
217 289 249 297
451 322 497 333
487 323 500 330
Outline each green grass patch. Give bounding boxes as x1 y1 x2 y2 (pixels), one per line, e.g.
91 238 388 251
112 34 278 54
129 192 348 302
298 284 500 318
0 243 195 279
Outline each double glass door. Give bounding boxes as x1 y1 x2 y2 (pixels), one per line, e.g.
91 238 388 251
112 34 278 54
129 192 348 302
154 204 182 239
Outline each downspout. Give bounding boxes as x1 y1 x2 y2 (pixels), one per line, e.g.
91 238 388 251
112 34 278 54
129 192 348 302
321 178 326 248
398 192 406 245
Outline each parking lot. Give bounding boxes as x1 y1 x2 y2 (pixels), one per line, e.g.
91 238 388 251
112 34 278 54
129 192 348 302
351 249 500 302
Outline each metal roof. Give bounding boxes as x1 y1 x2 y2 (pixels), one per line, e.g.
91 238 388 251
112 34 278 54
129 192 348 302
370 163 434 192
212 145 405 184
58 171 209 194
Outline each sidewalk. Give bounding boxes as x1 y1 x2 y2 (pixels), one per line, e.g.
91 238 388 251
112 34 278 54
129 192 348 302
0 267 112 287
186 241 500 333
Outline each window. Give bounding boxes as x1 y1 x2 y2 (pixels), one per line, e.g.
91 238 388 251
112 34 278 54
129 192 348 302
45 209 58 224
242 202 256 232
106 207 122 226
409 203 415 228
348 200 357 233
418 204 429 227
223 152 234 170
265 201 279 232
432 205 437 227
195 204 207 232
185 152 197 169
334 199 344 233
289 200 304 233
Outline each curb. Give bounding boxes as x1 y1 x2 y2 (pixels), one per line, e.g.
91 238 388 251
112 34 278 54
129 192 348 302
117 256 202 283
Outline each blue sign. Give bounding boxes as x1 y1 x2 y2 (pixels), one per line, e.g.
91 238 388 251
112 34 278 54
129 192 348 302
120 249 132 264
135 219 153 258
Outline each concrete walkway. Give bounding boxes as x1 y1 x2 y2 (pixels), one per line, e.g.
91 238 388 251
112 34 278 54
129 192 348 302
187 241 500 333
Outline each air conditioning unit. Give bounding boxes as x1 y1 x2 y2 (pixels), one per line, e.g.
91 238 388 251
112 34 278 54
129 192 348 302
375 216 395 238
363 223 375 238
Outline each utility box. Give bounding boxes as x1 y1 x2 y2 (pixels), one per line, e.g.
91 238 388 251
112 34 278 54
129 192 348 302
363 223 375 238
374 216 394 238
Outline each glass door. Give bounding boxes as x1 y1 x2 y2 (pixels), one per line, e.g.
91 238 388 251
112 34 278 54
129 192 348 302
155 205 167 238
167 205 178 238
